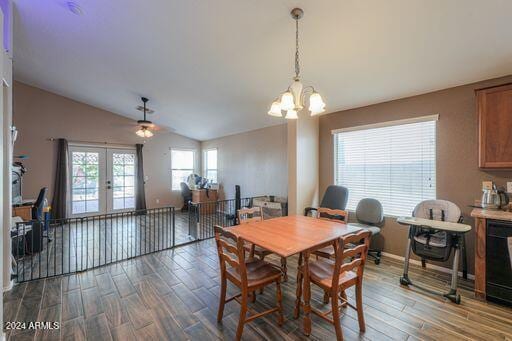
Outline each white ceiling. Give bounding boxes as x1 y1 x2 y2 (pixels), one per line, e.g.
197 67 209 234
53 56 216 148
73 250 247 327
13 0 512 141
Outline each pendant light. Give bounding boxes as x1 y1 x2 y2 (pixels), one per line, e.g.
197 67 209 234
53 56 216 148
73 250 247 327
268 8 326 119
136 97 154 138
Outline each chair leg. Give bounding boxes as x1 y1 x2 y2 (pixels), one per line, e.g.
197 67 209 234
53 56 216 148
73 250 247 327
281 257 288 282
340 289 347 300
236 292 248 341
294 272 303 319
252 290 256 303
276 280 284 326
217 275 227 322
355 281 365 332
259 255 266 294
323 291 329 304
331 290 344 341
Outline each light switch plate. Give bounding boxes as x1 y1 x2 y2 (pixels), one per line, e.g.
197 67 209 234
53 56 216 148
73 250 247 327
507 182 512 193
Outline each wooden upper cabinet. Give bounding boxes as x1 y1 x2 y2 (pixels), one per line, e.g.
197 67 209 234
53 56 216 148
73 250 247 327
477 83 512 169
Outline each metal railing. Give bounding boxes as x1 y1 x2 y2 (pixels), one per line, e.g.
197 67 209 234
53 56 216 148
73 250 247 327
188 197 288 240
13 207 175 282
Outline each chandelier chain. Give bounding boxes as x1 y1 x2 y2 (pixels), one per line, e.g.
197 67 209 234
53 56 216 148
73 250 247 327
295 17 300 79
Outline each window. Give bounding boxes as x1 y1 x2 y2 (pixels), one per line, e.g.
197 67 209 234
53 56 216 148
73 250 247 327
333 116 436 217
171 149 195 190
204 148 218 183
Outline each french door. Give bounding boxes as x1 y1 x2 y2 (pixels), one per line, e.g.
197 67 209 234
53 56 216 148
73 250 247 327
69 146 137 216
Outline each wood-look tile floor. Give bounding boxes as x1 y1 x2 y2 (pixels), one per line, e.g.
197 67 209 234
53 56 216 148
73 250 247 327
4 239 512 341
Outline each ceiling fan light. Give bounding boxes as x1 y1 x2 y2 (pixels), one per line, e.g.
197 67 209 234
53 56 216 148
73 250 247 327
136 126 153 138
280 92 295 111
309 92 326 115
285 109 298 119
268 101 283 117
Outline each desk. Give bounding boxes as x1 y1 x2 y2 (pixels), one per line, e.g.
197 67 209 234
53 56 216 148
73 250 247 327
12 205 32 221
229 215 361 335
191 189 218 214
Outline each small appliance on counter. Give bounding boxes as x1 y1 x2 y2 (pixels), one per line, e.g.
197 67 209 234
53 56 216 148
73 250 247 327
481 181 509 210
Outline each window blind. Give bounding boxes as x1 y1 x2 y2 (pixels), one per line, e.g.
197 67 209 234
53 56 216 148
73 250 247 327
334 119 436 217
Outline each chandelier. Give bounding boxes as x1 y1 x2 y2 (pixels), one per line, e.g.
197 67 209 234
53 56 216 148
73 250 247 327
268 8 325 119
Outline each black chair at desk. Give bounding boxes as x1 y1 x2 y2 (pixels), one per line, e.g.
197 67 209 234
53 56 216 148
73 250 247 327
180 182 192 211
25 187 47 254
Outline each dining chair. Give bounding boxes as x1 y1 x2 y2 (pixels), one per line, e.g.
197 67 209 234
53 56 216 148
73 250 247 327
313 207 349 260
238 207 288 281
214 225 284 341
295 230 371 341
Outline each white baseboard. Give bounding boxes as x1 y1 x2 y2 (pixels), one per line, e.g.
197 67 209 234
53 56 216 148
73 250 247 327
381 252 475 280
3 279 14 292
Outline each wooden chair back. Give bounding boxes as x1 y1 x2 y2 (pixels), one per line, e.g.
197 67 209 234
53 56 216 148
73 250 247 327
331 230 371 288
214 225 247 285
238 206 263 224
316 207 349 223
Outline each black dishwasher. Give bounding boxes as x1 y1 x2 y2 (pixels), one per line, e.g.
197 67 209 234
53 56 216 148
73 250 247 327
486 219 512 306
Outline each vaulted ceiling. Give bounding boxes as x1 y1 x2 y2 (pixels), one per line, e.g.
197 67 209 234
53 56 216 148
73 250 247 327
13 0 512 140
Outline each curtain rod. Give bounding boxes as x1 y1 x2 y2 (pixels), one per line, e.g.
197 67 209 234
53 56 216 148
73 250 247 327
47 138 138 149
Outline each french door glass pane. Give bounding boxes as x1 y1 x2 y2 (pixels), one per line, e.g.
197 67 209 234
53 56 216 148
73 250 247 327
71 151 100 214
112 153 136 210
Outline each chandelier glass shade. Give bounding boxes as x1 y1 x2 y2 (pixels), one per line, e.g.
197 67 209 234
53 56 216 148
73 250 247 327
268 8 325 119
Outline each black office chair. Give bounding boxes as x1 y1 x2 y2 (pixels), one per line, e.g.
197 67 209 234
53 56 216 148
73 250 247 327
180 182 192 211
304 185 349 221
32 187 48 221
26 187 48 253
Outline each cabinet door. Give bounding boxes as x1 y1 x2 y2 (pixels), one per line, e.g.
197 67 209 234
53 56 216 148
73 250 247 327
478 84 512 168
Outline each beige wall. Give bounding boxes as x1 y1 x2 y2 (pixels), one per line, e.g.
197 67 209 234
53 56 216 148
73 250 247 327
13 81 200 209
287 115 319 215
201 124 287 199
320 75 512 274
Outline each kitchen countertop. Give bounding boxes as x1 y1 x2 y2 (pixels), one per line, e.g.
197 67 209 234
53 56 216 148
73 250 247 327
470 208 512 221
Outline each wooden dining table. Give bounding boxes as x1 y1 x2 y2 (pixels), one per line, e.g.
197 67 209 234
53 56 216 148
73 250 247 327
228 214 361 335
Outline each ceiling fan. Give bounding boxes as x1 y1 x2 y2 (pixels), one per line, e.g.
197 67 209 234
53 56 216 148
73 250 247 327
135 97 155 138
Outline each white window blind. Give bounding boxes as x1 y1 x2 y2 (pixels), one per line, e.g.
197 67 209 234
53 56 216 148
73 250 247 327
334 118 436 217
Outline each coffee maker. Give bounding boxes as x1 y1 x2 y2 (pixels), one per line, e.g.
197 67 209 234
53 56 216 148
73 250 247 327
481 182 509 210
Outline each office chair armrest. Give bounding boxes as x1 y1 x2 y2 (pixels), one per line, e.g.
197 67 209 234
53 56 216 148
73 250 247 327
304 207 317 216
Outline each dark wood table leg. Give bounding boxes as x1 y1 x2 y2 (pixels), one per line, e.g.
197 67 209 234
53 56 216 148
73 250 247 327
303 251 311 336
294 252 303 319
